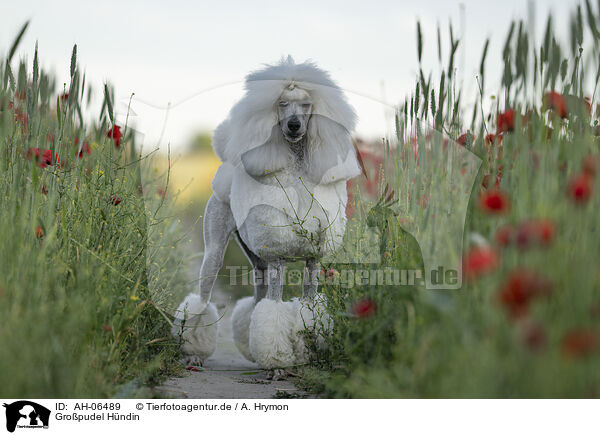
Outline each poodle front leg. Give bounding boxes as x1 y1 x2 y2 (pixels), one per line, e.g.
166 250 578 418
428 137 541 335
171 195 235 364
249 260 297 369
266 260 284 300
291 259 331 364
198 195 237 308
303 258 320 300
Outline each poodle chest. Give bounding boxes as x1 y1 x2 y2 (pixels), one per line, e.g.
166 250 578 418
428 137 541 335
231 168 348 261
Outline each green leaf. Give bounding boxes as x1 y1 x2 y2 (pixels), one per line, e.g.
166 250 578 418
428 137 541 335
104 83 114 124
33 41 39 88
437 23 442 64
7 21 29 63
416 20 423 63
70 44 77 77
479 39 490 91
6 63 16 93
56 95 61 128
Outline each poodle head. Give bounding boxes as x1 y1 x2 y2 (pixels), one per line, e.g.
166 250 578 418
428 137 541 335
213 56 362 184
277 84 312 143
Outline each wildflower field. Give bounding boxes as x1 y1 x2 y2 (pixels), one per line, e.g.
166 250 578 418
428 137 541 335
0 23 188 397
298 2 600 398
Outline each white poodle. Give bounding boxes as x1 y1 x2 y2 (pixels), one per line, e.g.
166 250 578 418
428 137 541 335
172 56 361 368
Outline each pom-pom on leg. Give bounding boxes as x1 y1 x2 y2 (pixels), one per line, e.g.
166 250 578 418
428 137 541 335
249 298 296 368
171 293 219 365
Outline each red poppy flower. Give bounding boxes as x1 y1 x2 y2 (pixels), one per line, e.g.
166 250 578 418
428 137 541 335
35 226 44 239
186 366 200 372
103 324 112 332
497 109 515 132
567 173 592 204
463 245 498 280
543 91 568 119
456 133 468 146
41 149 53 167
108 195 122 206
107 125 123 147
479 189 510 214
562 328 599 358
498 269 552 318
41 185 48 195
41 149 62 168
352 298 377 319
60 92 69 101
26 148 61 168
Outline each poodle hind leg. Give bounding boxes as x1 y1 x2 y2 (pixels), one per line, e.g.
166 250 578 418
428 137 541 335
231 234 267 362
249 260 297 369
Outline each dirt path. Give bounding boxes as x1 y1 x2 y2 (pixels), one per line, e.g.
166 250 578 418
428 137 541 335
157 290 312 399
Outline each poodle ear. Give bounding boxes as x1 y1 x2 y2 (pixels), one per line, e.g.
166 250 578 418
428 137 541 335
305 114 362 184
240 125 292 177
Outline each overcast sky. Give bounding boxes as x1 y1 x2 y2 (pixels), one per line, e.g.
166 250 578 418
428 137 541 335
0 0 583 151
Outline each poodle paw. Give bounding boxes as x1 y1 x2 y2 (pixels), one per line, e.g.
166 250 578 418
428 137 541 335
171 294 219 363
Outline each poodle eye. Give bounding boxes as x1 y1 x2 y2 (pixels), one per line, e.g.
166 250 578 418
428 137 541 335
301 103 312 110
278 100 289 107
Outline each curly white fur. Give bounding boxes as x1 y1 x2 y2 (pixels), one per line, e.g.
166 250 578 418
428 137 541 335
171 294 219 365
249 299 297 368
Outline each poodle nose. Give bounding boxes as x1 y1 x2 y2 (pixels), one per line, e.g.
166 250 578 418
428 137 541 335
287 116 301 132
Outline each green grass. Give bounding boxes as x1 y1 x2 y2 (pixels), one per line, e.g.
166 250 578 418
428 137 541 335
0 25 189 397
299 3 600 398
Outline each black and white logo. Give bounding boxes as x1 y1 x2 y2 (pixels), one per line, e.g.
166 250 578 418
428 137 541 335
3 401 50 432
